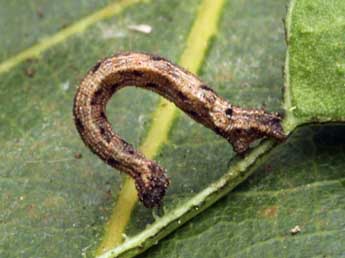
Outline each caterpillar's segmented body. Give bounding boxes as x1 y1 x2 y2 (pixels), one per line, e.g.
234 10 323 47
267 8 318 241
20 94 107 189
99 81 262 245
73 52 285 207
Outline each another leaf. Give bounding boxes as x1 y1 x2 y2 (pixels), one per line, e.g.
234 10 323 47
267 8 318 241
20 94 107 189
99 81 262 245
284 0 345 127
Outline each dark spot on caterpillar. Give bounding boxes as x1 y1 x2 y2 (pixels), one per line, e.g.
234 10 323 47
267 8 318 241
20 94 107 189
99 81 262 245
111 83 121 92
118 71 131 78
107 157 120 167
100 111 106 119
276 111 285 119
119 70 144 79
146 82 159 88
126 148 135 155
99 124 112 143
188 110 199 117
132 70 144 77
200 84 215 93
150 54 168 62
119 139 135 154
177 91 188 102
225 108 233 117
91 61 102 73
213 126 224 136
74 117 84 132
124 143 135 155
185 109 205 124
90 98 97 106
90 89 103 105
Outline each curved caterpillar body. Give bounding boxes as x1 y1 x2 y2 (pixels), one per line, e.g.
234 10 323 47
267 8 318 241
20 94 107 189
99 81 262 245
73 52 285 208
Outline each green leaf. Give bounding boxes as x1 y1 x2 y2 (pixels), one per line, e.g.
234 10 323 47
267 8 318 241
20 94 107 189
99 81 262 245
284 0 345 127
0 1 113 62
1 0 344 258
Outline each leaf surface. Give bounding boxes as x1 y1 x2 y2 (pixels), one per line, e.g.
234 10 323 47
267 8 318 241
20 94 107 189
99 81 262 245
1 0 344 258
285 0 345 126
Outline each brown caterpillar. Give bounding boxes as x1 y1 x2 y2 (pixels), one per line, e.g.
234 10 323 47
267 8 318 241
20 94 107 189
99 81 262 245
73 52 285 208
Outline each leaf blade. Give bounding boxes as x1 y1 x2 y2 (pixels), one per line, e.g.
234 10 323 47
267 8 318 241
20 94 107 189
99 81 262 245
285 0 345 124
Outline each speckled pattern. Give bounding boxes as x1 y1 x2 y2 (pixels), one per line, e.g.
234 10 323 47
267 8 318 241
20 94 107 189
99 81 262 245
73 52 285 207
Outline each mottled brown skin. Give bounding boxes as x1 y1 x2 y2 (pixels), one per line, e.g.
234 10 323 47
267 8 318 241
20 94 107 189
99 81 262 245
73 52 285 208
